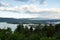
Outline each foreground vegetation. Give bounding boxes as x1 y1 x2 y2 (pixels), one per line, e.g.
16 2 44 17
0 23 60 40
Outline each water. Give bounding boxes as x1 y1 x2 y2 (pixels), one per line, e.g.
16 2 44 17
0 22 60 31
0 22 38 31
0 22 18 31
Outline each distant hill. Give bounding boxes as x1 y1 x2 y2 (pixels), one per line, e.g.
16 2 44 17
0 17 60 24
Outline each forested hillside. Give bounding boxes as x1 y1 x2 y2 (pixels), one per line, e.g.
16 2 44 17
0 24 60 40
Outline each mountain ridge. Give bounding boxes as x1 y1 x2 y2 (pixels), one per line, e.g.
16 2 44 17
0 17 60 24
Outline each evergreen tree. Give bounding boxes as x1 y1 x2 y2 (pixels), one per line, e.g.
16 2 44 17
15 24 24 33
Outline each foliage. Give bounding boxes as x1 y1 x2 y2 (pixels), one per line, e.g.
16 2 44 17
0 23 60 40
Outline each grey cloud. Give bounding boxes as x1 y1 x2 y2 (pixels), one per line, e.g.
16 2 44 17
40 0 45 4
0 2 9 7
0 3 5 6
25 10 37 14
14 0 45 4
0 10 20 13
14 0 29 2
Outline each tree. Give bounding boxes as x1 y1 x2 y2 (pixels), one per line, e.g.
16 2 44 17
28 33 40 40
55 24 60 32
15 24 24 33
30 26 33 32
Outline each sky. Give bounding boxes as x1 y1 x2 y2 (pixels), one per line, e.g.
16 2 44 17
0 0 60 19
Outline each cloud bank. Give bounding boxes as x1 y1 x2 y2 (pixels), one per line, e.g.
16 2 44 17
14 0 45 4
0 0 60 19
0 4 60 13
0 4 60 19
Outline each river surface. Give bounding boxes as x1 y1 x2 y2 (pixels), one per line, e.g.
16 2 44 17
0 22 38 31
0 22 60 31
0 22 18 31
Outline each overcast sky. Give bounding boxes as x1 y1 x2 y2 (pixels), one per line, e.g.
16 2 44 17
0 0 60 19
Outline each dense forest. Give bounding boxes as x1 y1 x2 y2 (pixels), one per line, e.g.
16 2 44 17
0 23 60 40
